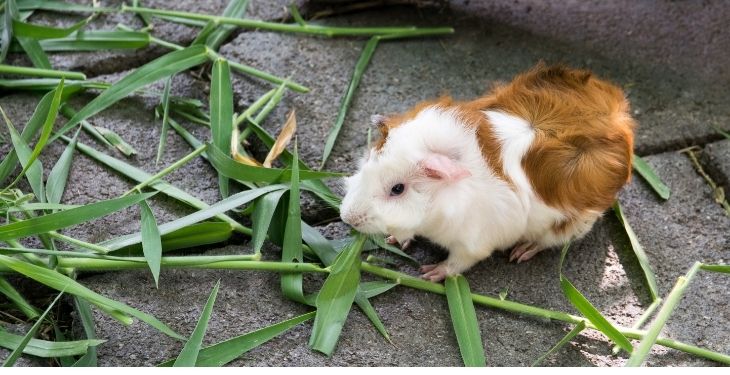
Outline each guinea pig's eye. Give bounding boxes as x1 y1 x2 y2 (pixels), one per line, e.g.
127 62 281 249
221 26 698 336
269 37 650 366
390 183 405 196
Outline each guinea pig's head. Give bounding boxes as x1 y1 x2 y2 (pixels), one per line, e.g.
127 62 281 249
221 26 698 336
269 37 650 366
340 106 473 237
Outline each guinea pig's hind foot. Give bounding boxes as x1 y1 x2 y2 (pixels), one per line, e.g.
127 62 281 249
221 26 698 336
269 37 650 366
509 242 541 263
420 263 448 282
386 235 412 250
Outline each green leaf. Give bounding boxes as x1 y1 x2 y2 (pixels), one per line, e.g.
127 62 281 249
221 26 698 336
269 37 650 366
0 64 85 79
71 297 97 367
613 201 659 301
559 243 633 353
531 321 585 366
0 328 103 358
321 36 379 168
359 281 397 299
190 20 218 46
207 143 342 183
35 30 150 51
17 0 115 13
139 200 163 288
12 16 90 39
0 78 106 91
56 45 209 139
251 189 287 255
174 280 220 367
2 108 45 201
632 155 670 200
46 129 78 205
301 221 338 266
0 254 183 339
0 192 155 242
94 125 136 156
16 36 52 69
205 0 248 50
62 136 245 232
353 293 390 342
158 311 314 367
309 234 367 355
3 291 64 367
111 222 233 256
101 185 284 250
155 75 173 164
210 58 233 198
0 275 39 319
445 275 486 367
1 0 16 63
701 264 730 274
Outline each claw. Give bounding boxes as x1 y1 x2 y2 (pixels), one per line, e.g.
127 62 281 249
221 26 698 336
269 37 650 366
400 239 412 250
386 235 412 250
419 263 448 282
509 242 541 263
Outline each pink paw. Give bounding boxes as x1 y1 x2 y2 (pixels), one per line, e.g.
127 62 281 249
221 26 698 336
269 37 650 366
419 263 448 282
509 242 541 263
386 235 412 250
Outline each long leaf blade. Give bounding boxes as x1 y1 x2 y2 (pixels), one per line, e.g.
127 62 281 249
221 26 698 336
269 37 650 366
3 291 65 367
445 275 486 367
46 130 78 204
210 58 233 198
139 200 162 287
0 328 103 358
251 189 287 255
613 201 659 301
173 280 220 367
531 321 586 366
37 30 150 51
632 155 670 200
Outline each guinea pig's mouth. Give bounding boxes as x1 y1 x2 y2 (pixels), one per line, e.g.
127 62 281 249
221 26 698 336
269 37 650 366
340 212 381 234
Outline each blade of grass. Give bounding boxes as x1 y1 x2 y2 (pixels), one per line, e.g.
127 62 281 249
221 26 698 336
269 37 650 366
207 143 342 183
309 233 367 355
110 222 233 256
125 144 208 195
158 311 315 367
359 281 397 299
1 0 16 63
626 262 702 367
12 16 90 39
55 45 208 139
155 75 173 163
0 275 39 319
189 20 218 45
2 108 45 202
612 298 662 354
205 0 248 50
131 0 153 27
35 30 150 51
71 297 98 367
100 185 284 250
16 36 52 69
210 58 233 198
632 155 670 200
613 201 659 301
559 243 633 353
0 328 103 358
700 264 730 273
3 291 64 367
0 78 106 90
46 128 79 205
17 0 115 13
321 36 378 168
353 293 391 343
531 321 586 366
61 136 247 233
173 280 220 367
0 64 85 79
139 200 162 288
251 189 288 255
445 275 486 367
0 192 155 242
0 254 183 339
93 125 136 156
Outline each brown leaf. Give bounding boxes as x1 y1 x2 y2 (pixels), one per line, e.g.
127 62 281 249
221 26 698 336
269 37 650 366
263 109 297 168
233 152 263 167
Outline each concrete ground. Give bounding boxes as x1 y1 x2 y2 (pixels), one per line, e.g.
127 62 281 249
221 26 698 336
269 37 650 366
1 0 729 367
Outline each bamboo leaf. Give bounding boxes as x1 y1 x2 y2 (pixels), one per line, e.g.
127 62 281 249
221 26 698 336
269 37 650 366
139 200 162 288
309 234 366 355
632 155 670 200
173 280 220 367
321 36 379 168
263 109 296 168
613 201 659 301
3 291 64 367
56 45 209 138
531 321 585 366
445 275 486 367
559 243 633 353
155 75 173 163
0 276 39 319
158 311 314 367
251 189 287 255
0 328 103 358
210 58 233 198
46 129 78 205
12 16 90 39
101 185 284 250
0 254 183 339
207 143 342 183
0 192 155 242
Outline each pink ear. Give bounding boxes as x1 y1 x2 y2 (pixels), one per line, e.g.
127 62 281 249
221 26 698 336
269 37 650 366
420 154 471 182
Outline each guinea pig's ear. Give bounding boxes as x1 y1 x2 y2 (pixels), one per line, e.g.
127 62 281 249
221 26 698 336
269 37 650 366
371 114 388 138
419 154 471 182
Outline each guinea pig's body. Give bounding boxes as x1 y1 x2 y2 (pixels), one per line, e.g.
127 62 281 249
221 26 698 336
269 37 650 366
341 64 635 281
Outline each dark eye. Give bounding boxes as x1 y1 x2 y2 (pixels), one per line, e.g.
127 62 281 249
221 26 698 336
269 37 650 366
390 183 405 196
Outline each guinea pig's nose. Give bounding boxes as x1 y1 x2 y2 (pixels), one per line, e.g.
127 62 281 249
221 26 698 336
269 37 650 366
341 211 364 227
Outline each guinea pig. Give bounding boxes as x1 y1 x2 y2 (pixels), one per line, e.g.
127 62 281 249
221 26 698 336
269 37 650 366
340 63 635 282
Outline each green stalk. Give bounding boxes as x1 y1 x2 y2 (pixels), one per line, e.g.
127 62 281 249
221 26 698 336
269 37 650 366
123 5 454 37
47 231 111 254
626 262 702 366
53 257 326 273
233 88 276 127
612 298 662 354
360 262 730 364
123 144 208 196
0 64 86 80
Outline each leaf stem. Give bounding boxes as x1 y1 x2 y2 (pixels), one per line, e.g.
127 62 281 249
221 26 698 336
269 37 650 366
0 64 86 80
123 144 208 196
52 256 327 273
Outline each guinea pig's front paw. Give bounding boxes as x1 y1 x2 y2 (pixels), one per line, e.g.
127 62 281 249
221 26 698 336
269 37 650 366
386 235 412 250
419 263 449 282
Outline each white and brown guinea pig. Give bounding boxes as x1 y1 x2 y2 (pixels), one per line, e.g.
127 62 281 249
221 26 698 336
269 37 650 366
340 63 635 282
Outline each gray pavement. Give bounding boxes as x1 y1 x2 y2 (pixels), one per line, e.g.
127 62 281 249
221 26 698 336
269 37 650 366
1 0 729 367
